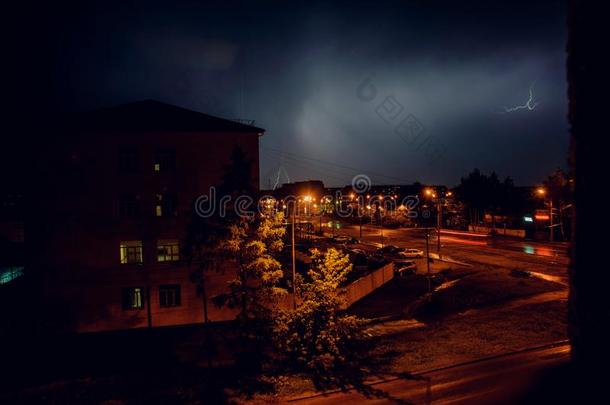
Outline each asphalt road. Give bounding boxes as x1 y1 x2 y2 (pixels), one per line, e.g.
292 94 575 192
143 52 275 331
288 343 570 404
329 224 569 282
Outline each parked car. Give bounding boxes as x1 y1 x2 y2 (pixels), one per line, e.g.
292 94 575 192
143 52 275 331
347 248 367 256
395 260 417 276
376 245 403 255
333 235 359 244
398 248 424 258
368 254 388 267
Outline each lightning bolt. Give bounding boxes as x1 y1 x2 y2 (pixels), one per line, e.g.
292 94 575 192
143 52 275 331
272 165 290 190
502 84 539 113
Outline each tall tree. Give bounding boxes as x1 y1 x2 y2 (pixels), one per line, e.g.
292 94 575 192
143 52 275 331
273 248 365 379
456 168 516 228
219 212 287 329
184 144 257 323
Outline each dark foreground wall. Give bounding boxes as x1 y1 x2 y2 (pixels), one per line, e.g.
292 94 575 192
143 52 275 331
567 0 610 367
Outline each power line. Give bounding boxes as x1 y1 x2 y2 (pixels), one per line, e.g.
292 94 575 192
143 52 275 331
261 146 411 184
261 150 351 185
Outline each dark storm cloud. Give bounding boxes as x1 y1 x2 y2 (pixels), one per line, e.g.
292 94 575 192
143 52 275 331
22 0 567 187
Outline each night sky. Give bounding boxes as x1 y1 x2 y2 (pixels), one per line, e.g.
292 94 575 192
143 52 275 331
8 0 568 188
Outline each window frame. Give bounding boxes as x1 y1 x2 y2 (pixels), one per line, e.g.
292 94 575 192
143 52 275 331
153 148 176 173
118 147 140 174
119 194 141 220
157 239 180 262
120 240 144 265
159 284 181 308
155 193 178 218
122 287 144 310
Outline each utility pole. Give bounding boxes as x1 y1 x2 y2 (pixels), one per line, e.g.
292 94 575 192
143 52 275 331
436 199 442 253
359 214 363 239
549 199 554 242
380 210 384 248
319 213 323 235
291 204 296 310
425 228 431 296
146 285 152 328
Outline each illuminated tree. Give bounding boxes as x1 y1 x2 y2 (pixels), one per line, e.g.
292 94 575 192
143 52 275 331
273 248 365 377
217 212 287 340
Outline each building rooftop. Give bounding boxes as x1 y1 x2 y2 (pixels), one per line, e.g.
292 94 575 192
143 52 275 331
72 100 265 133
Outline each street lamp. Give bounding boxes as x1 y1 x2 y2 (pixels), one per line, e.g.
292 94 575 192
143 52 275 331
425 187 450 253
303 195 312 216
379 206 384 248
536 187 553 242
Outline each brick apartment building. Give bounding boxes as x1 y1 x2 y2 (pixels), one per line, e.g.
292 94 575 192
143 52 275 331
30 100 263 333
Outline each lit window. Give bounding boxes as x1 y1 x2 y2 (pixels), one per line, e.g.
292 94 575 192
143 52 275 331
157 239 179 262
159 284 181 307
0 266 24 285
122 287 144 310
120 240 143 264
153 148 176 172
155 193 177 218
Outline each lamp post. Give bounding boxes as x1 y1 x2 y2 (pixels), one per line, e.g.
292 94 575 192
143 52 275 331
291 201 296 310
425 228 431 296
303 195 312 216
379 207 384 248
425 188 451 254
536 187 553 242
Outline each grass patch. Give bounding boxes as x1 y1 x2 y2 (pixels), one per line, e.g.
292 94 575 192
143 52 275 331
372 299 568 374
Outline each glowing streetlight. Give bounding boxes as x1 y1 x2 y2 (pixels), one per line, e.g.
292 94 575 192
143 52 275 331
536 187 552 241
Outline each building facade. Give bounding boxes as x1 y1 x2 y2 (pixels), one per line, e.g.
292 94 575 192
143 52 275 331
31 100 263 333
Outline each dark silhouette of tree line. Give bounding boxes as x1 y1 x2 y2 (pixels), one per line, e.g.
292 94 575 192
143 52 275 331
455 167 573 238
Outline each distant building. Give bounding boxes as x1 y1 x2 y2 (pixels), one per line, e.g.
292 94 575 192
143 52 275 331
28 100 263 332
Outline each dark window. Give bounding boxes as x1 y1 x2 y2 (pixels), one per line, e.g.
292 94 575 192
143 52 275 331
159 284 181 307
118 148 139 173
155 193 178 217
119 194 140 219
153 148 176 172
122 287 144 310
